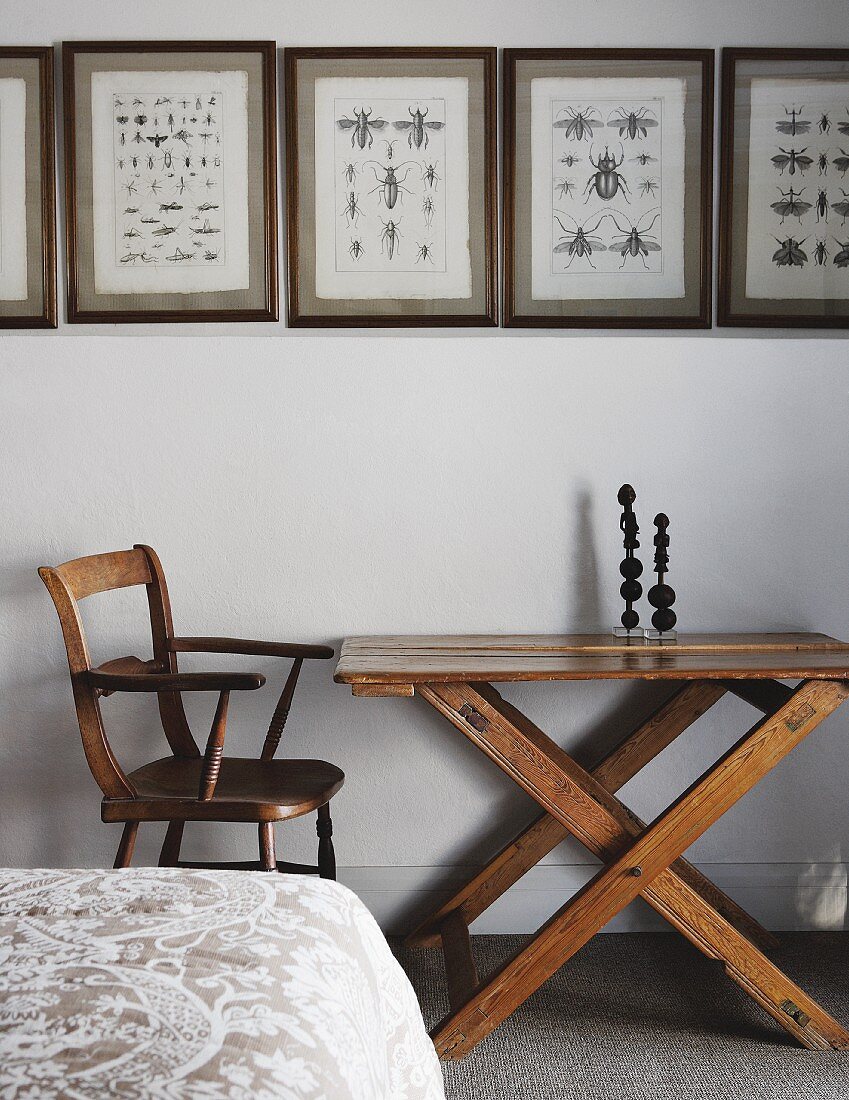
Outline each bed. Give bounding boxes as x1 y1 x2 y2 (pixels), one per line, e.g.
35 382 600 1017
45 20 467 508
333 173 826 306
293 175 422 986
0 868 445 1099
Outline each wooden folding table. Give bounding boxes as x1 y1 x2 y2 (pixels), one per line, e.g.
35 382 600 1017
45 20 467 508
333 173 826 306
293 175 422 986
335 633 849 1058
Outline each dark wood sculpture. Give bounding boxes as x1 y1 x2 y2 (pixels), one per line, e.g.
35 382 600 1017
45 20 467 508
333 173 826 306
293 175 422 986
647 513 677 635
39 545 343 876
617 484 643 633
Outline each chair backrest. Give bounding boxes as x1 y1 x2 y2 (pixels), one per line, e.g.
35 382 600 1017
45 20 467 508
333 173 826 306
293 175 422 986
39 545 199 800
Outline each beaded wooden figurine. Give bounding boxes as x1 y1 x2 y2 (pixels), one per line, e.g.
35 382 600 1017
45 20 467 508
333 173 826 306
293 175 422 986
616 484 643 635
647 513 677 636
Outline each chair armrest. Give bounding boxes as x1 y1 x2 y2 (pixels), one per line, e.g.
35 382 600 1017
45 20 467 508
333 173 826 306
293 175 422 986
85 670 266 693
170 636 335 660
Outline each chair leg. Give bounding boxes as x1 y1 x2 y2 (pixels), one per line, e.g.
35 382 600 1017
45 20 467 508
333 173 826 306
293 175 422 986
317 804 336 881
159 821 184 867
114 822 139 869
258 822 277 871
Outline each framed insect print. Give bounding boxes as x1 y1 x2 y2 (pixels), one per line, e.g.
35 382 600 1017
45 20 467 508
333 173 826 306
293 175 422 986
0 47 56 328
63 41 277 323
285 47 497 327
719 48 849 327
503 49 713 328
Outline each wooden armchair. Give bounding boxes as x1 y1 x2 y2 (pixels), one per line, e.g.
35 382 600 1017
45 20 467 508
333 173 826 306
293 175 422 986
39 545 343 876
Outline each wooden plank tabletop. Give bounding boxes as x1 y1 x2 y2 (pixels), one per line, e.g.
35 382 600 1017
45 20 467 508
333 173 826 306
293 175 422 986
335 634 849 686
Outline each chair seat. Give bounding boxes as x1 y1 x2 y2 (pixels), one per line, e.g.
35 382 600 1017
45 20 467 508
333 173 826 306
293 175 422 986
102 757 345 824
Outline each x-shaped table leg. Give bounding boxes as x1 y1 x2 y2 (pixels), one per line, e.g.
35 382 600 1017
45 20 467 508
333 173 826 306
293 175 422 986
415 677 849 1058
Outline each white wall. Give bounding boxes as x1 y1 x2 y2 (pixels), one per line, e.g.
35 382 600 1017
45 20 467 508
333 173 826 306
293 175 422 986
2 0 848 933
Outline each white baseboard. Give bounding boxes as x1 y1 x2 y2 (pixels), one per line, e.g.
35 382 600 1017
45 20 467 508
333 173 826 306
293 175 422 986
337 863 849 935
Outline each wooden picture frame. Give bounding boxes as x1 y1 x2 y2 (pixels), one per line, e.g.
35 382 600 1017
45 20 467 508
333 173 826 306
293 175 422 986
285 47 497 327
503 49 713 329
63 40 278 324
0 47 56 328
719 47 849 328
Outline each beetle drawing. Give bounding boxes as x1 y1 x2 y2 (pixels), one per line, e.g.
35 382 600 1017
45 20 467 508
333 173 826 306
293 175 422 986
422 162 440 189
340 191 363 227
819 152 829 175
415 241 436 264
834 150 849 176
606 209 662 269
554 177 576 200
839 110 849 138
336 106 388 149
379 218 402 259
771 236 808 267
630 152 657 166
815 189 829 222
584 146 631 203
775 106 810 136
770 186 812 224
364 161 416 209
607 106 658 141
813 239 829 265
552 211 607 269
832 190 849 224
833 238 849 267
771 147 813 175
393 106 444 150
818 112 832 135
422 195 436 227
348 238 365 261
639 177 660 197
553 106 601 142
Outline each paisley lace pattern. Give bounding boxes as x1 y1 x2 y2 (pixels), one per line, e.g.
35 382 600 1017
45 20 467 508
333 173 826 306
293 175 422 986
0 868 445 1100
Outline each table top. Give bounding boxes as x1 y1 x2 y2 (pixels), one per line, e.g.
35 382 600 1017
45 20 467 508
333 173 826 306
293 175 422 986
334 633 849 687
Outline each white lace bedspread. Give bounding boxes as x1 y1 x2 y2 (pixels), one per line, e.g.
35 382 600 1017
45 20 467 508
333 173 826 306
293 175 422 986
0 868 445 1100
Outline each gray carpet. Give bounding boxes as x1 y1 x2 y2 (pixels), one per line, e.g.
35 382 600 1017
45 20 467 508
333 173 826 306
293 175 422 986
394 933 849 1100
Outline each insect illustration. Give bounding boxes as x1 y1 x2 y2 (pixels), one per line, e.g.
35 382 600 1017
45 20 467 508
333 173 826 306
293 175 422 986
771 147 813 175
151 224 179 237
176 176 192 196
162 150 173 169
120 250 154 264
838 110 849 137
584 146 631 203
606 208 662 269
342 162 358 185
146 133 168 148
834 150 849 176
167 247 195 262
813 239 829 265
630 152 657 166
198 131 214 145
140 216 160 224
196 202 219 212
832 190 849 224
133 113 147 127
422 195 436 227
775 106 810 135
204 111 216 127
554 177 576 199
422 162 440 189
818 112 831 134
146 154 156 170
607 106 658 140
771 236 808 267
816 189 829 221
116 115 128 125
833 238 849 267
819 152 829 175
559 152 582 168
203 248 220 261
132 98 145 107
552 211 607 269
196 219 220 235
123 227 142 239
393 106 444 150
173 129 193 144
123 207 139 214
639 177 660 197
340 191 363 227
131 131 145 145
364 161 416 209
336 106 388 150
382 139 398 161
146 178 163 197
348 238 365 261
159 201 182 211
770 186 812 224
415 241 436 264
155 97 171 107
379 218 402 258
553 106 601 142
121 179 138 198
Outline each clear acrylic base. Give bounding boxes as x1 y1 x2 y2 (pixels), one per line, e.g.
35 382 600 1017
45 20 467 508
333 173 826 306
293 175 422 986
644 629 678 644
612 628 648 643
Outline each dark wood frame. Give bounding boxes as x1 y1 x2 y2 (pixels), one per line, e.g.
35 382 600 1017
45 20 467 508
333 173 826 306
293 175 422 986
503 48 714 329
718 47 849 328
0 46 56 329
285 46 498 328
63 40 278 324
